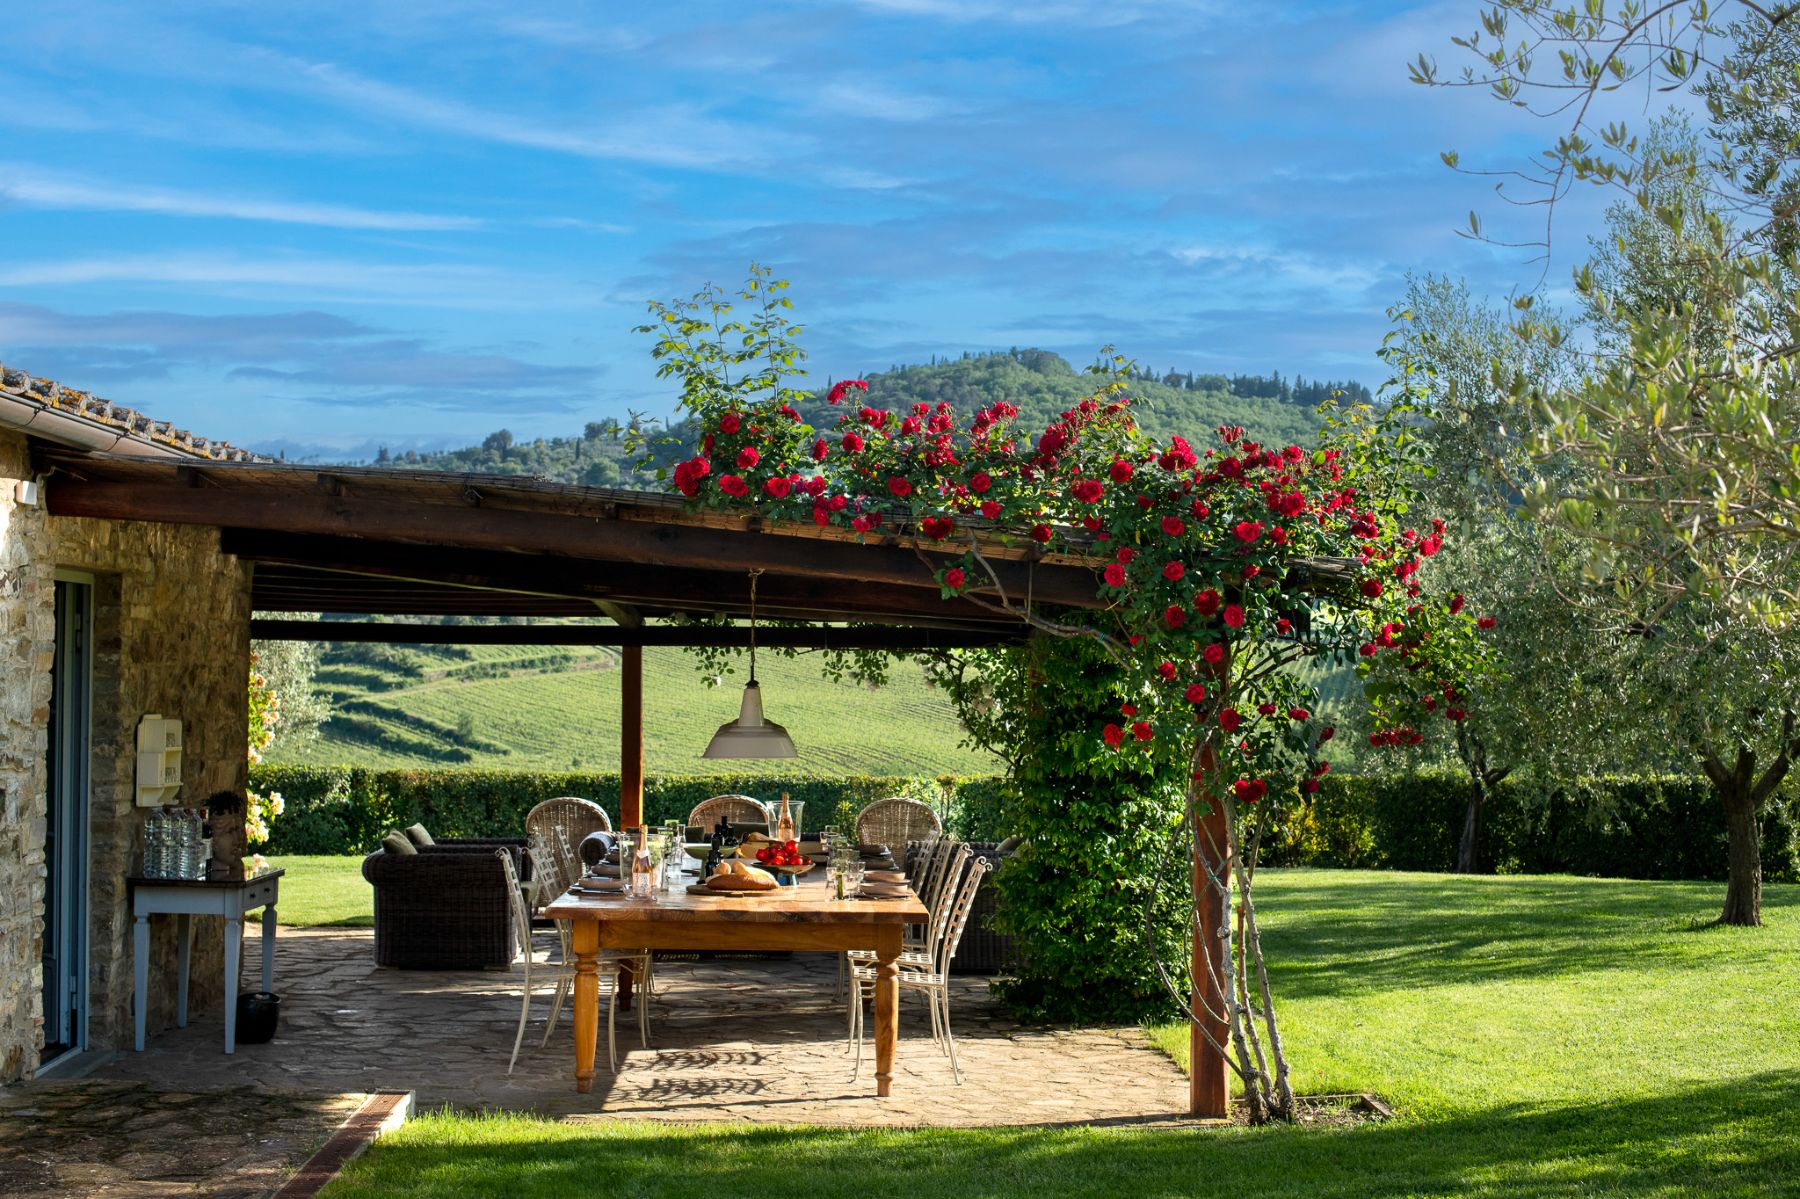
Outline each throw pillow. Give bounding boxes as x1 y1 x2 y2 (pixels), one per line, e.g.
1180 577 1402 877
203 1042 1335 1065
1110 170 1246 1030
404 823 435 848
381 830 418 856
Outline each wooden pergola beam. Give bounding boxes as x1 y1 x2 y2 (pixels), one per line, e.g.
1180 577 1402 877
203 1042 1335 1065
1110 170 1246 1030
247 619 1024 650
50 476 1105 609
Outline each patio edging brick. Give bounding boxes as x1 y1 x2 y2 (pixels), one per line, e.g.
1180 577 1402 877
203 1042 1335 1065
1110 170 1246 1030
271 1089 413 1199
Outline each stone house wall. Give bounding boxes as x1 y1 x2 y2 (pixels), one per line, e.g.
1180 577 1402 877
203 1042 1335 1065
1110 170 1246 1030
0 429 252 1081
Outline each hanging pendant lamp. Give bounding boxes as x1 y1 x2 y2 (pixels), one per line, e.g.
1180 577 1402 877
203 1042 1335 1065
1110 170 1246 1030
702 568 797 759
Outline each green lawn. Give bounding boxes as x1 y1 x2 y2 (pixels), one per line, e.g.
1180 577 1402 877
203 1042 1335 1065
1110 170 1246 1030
266 855 372 927
320 870 1800 1198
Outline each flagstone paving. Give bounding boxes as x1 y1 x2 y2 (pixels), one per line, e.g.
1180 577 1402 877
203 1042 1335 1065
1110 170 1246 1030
93 927 1193 1128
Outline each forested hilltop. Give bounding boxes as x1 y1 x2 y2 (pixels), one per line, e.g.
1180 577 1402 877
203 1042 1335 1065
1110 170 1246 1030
366 349 1364 485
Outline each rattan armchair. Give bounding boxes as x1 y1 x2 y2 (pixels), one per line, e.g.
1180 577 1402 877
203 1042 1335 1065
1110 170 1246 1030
525 796 612 849
854 797 942 848
686 794 770 837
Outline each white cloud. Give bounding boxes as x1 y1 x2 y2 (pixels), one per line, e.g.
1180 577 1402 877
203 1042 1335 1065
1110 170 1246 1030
815 80 963 123
0 252 589 309
0 166 482 231
280 56 799 172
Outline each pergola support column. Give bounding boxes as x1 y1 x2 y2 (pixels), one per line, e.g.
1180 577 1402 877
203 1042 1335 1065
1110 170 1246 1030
1191 769 1232 1118
620 646 644 829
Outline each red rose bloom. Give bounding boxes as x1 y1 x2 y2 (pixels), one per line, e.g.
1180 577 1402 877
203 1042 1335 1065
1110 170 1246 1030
719 412 742 434
1030 524 1052 543
811 439 829 462
1072 479 1104 503
1161 516 1186 537
1477 615 1498 629
1234 520 1263 543
763 476 792 498
970 471 993 493
805 475 828 496
1164 604 1187 628
920 516 954 540
827 379 868 404
736 445 760 469
1185 683 1207 704
1276 617 1292 634
1158 659 1177 679
1194 589 1221 617
1132 721 1153 742
980 500 1002 519
888 476 913 498
1319 725 1336 742
673 457 711 497
1361 578 1384 599
1109 459 1134 483
1202 643 1225 664
1117 547 1137 564
841 432 865 453
1103 563 1127 587
1219 708 1243 731
1288 707 1310 721
1449 593 1466 614
1303 778 1321 794
1223 604 1245 628
944 567 966 590
1102 723 1124 748
719 474 749 498
1258 702 1277 716
1233 778 1267 803
1163 561 1185 582
1121 703 1137 716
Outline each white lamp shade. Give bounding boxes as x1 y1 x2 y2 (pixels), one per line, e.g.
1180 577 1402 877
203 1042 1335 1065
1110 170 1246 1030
701 680 797 759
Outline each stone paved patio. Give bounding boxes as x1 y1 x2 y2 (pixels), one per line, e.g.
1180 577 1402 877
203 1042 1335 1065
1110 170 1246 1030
94 927 1193 1127
0 1080 357 1198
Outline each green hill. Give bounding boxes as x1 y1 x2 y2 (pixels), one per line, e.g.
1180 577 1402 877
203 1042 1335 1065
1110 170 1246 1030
367 350 1354 482
272 638 998 779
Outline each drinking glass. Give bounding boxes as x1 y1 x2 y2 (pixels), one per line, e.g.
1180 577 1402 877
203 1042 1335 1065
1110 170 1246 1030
844 861 866 899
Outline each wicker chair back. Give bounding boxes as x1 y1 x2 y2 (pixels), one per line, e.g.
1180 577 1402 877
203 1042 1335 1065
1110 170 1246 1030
855 797 942 848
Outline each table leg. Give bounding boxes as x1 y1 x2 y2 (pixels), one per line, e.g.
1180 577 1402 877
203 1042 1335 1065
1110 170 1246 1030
175 914 192 1028
223 917 241 1055
133 914 149 1052
261 906 277 994
571 920 600 1094
874 924 901 1098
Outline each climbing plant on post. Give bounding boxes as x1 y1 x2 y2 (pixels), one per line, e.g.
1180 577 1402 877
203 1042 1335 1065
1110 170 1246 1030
638 268 1490 1121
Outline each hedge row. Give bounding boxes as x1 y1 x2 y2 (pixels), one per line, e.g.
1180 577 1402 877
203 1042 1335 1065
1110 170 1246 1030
1263 771 1800 883
249 765 1013 855
252 764 1799 883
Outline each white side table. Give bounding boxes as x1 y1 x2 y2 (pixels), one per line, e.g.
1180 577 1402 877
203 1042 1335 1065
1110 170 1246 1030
129 869 283 1054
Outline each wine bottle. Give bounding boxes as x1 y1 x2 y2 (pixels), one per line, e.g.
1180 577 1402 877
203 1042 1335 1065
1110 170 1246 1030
631 825 654 898
776 792 795 843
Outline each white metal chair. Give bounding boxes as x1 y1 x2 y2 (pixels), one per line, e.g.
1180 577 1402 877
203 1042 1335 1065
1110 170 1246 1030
849 855 990 1084
497 850 648 1074
838 840 970 998
524 798 611 912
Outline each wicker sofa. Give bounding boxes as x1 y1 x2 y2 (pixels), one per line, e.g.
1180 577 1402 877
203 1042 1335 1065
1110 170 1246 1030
361 839 530 969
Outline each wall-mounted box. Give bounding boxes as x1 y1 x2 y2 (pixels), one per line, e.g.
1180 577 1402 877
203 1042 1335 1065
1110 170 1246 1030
135 715 183 806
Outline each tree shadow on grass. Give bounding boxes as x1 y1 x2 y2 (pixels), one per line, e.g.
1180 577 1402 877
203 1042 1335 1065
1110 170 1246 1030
1252 872 1799 1001
330 1071 1800 1199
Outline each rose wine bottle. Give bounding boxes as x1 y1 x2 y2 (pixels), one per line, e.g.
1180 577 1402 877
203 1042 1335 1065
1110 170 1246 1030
631 825 654 898
775 793 795 843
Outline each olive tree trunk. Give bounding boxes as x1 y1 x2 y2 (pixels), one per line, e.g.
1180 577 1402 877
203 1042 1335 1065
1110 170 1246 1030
1697 713 1798 928
1453 724 1509 875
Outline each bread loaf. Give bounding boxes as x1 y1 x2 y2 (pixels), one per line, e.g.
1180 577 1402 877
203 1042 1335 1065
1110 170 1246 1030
706 859 778 891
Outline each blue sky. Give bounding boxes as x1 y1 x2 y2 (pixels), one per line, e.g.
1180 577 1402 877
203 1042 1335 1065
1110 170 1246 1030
0 1 1602 458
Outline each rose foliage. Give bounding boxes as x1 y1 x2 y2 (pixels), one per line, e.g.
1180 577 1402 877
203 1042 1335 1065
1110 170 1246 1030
641 271 1495 1119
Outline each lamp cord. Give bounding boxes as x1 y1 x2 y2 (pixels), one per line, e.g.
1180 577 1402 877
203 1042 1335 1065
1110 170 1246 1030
747 568 763 683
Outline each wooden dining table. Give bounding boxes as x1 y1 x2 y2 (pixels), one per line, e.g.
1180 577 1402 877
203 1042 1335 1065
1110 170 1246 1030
543 874 929 1097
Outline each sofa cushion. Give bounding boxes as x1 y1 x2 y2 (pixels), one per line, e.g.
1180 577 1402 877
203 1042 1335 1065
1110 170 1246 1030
382 830 418 856
405 823 435 847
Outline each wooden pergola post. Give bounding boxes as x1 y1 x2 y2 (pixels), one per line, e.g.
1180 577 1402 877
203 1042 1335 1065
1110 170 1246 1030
620 645 644 829
1191 765 1232 1118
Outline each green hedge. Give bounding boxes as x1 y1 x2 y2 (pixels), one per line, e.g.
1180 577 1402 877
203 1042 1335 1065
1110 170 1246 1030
1262 771 1800 883
250 766 1013 855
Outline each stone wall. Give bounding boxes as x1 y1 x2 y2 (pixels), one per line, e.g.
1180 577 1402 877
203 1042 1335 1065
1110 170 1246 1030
0 430 252 1081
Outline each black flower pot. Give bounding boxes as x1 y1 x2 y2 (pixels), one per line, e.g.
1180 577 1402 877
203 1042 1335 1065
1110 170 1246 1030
236 991 280 1044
